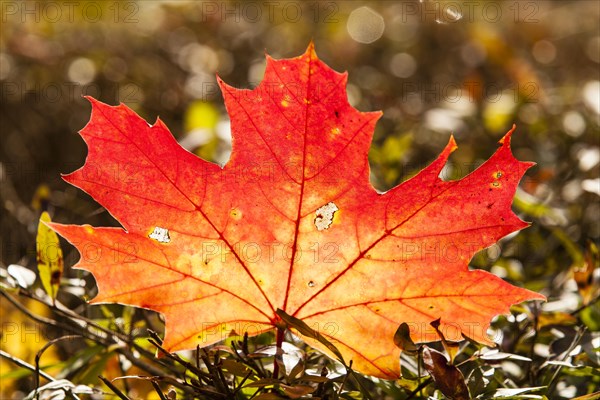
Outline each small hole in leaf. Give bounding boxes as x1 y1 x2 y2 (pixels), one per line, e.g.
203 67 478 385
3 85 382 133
308 281 315 287
230 208 242 220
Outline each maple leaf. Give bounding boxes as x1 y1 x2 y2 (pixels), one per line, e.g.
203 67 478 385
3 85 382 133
50 44 544 378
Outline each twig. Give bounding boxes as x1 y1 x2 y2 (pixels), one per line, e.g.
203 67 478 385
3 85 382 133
336 362 351 398
98 375 131 400
22 289 170 370
232 371 253 395
571 294 600 315
1 289 74 332
2 288 195 394
545 326 586 396
34 335 82 398
528 301 541 385
148 335 211 379
199 348 230 395
231 334 266 377
0 349 55 382
150 380 168 400
405 377 433 400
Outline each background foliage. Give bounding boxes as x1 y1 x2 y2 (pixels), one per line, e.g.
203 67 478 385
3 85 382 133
1 0 599 399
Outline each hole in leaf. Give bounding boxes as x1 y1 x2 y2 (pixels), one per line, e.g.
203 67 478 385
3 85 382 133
149 227 171 243
314 202 339 231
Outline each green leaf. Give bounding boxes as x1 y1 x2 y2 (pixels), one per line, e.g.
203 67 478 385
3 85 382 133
36 212 63 301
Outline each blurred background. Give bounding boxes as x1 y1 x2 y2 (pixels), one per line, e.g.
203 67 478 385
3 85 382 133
1 0 599 398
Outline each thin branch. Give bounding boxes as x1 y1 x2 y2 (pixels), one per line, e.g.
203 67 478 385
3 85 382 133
148 336 211 380
98 375 131 400
405 377 433 400
528 301 541 386
35 335 83 397
1 289 72 331
2 288 195 394
571 294 600 315
150 380 168 400
545 326 587 396
0 349 55 382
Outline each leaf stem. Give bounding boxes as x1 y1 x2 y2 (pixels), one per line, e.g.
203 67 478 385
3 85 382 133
273 325 285 379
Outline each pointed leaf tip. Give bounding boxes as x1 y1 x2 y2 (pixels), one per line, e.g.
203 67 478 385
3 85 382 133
499 124 517 145
447 135 458 153
305 41 316 58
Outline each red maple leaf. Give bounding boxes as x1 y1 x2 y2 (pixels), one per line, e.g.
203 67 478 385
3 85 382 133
50 44 544 378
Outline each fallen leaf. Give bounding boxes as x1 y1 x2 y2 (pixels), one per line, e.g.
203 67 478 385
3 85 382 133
50 44 544 378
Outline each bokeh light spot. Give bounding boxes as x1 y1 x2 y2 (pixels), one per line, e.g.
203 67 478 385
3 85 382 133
347 7 385 44
67 57 96 85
